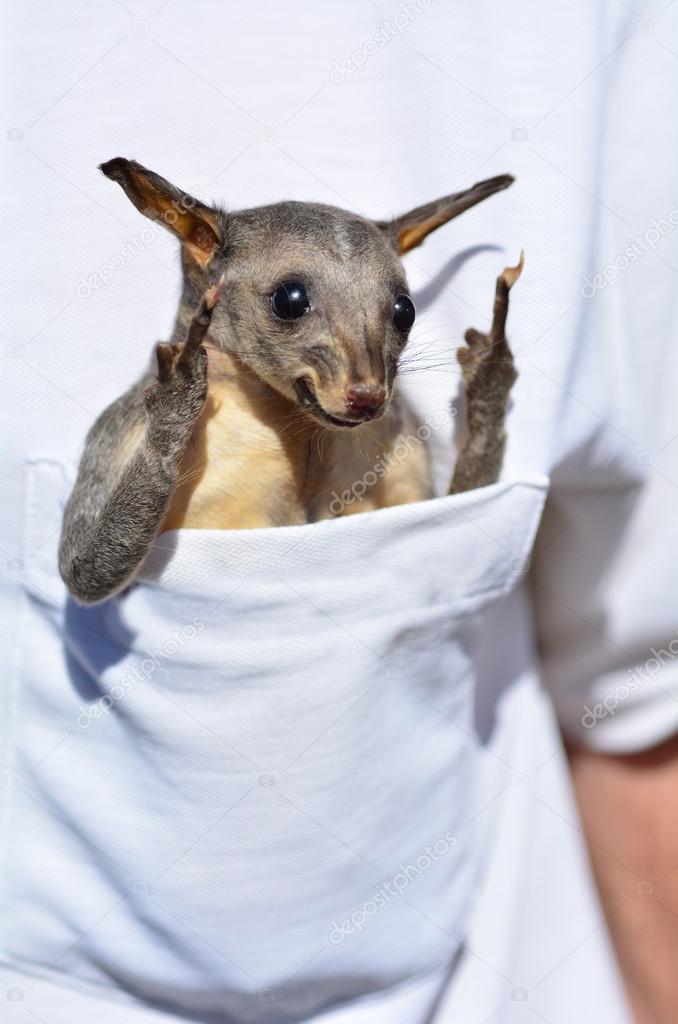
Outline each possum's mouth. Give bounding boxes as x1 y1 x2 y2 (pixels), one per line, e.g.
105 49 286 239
294 378 366 429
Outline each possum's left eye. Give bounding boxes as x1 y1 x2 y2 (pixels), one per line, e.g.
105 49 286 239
271 281 311 320
393 293 415 332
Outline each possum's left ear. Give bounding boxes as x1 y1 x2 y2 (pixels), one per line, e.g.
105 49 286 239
377 174 514 254
100 157 222 267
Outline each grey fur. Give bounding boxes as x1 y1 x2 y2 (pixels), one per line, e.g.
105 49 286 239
58 288 215 603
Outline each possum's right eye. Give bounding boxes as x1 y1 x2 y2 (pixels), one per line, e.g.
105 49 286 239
270 281 311 320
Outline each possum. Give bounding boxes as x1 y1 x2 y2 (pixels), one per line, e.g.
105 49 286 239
58 158 522 604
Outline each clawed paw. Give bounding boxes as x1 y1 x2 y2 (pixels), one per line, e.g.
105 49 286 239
143 276 224 427
457 253 524 394
143 341 208 425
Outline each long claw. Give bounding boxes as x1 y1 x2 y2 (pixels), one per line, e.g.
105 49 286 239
500 249 525 290
490 251 524 345
205 272 226 310
155 342 175 381
182 274 225 359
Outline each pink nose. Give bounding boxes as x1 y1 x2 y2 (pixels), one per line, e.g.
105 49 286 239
345 382 386 417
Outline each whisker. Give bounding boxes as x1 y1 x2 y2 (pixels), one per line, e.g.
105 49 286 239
175 462 208 487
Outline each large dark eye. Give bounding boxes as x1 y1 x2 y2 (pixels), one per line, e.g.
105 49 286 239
393 293 415 332
271 281 310 320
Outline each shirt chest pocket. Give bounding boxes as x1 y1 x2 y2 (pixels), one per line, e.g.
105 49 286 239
5 455 548 1022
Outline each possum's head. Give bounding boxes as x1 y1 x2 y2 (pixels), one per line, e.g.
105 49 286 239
101 158 513 429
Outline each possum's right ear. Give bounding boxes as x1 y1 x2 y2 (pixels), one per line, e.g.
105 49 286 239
100 157 221 267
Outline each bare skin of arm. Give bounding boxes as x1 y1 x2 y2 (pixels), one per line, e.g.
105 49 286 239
569 736 678 1024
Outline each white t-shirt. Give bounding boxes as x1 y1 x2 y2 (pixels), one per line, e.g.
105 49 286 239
2 1 676 1021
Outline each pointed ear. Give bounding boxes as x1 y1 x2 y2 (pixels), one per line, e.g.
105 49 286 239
377 174 514 255
100 157 222 267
